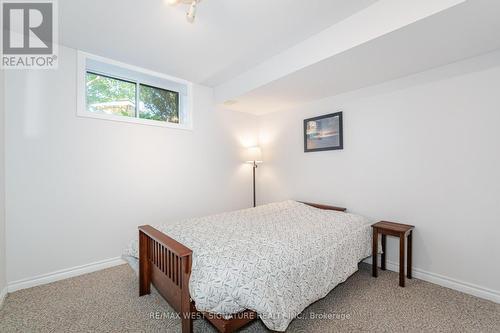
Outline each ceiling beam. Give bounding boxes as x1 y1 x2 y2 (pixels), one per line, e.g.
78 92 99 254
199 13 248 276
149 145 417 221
214 0 466 106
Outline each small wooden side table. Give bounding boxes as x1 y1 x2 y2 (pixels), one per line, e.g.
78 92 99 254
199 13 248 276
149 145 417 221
372 221 415 287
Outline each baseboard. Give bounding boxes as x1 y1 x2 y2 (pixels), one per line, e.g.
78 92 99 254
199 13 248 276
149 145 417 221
7 257 125 293
364 257 500 304
0 286 7 308
5 255 499 304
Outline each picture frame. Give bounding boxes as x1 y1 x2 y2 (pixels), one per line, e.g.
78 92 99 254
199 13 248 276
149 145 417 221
304 112 343 152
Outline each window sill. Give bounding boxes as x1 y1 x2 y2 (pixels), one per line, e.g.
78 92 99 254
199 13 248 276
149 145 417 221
77 111 193 130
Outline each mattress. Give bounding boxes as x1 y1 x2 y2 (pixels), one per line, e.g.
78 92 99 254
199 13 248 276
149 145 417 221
124 200 373 331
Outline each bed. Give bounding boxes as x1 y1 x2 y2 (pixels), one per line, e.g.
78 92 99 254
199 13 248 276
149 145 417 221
123 200 373 333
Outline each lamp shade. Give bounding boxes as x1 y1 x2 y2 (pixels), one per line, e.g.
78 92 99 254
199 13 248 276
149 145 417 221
244 146 263 163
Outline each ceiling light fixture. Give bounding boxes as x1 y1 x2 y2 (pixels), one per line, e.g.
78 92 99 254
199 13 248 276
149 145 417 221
167 0 202 23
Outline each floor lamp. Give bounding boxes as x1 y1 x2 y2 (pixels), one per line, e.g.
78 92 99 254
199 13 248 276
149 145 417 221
245 146 263 207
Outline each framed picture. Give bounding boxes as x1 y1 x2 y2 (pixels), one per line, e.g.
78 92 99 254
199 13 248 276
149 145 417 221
304 112 343 152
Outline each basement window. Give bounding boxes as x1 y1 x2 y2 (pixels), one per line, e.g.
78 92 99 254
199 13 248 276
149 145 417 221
77 52 192 129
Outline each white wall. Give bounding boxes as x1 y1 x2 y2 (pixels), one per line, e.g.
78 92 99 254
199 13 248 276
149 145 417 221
258 63 500 300
4 43 499 304
4 46 258 284
0 69 7 303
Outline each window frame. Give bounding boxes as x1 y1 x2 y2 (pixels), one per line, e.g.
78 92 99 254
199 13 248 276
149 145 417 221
77 51 193 130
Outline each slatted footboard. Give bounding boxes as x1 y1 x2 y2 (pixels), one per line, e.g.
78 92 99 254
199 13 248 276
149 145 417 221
138 225 257 333
138 225 194 333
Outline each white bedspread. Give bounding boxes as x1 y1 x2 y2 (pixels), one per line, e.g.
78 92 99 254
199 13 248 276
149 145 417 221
124 200 373 331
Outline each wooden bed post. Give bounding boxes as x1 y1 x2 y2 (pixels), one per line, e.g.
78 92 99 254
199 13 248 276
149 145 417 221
139 230 151 296
181 255 193 333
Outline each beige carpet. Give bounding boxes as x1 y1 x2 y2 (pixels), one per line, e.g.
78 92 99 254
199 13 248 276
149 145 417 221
1 263 499 332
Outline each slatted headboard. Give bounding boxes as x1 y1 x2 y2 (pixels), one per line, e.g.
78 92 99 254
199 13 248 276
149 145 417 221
301 201 347 212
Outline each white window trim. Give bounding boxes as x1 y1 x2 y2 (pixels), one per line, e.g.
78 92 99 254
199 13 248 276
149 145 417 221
77 51 194 130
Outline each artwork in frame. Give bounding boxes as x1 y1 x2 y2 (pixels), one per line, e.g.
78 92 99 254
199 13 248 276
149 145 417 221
304 112 343 152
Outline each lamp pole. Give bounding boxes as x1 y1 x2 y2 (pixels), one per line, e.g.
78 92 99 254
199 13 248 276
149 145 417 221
245 146 262 208
253 161 257 207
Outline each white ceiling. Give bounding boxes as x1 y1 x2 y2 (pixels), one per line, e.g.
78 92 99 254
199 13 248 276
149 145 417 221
59 0 376 86
220 0 500 114
60 0 500 115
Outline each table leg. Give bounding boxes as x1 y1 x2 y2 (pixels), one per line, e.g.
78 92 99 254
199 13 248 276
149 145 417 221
372 228 378 277
407 231 412 279
381 234 386 271
399 234 405 287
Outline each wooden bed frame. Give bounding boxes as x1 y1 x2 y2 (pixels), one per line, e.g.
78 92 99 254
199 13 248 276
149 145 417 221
138 202 347 333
